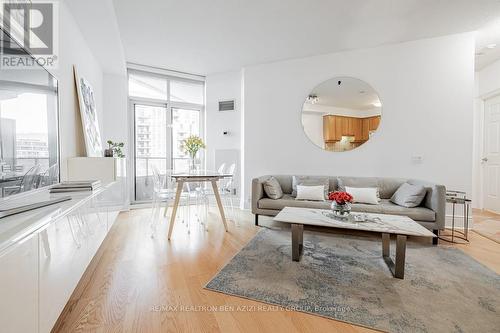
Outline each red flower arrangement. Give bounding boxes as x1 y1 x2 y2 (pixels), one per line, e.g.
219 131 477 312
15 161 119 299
328 191 353 204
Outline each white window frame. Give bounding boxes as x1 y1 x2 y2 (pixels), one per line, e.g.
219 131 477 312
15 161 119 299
127 68 206 204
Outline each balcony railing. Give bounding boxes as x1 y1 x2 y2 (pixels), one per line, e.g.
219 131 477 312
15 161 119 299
134 156 196 201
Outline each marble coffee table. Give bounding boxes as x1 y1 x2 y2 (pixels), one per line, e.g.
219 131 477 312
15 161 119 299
273 207 436 279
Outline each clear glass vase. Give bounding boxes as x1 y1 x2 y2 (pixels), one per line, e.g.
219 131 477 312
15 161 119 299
331 201 351 218
189 155 196 172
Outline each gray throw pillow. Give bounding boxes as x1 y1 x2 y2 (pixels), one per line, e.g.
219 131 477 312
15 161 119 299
292 176 329 199
390 183 426 208
263 177 283 199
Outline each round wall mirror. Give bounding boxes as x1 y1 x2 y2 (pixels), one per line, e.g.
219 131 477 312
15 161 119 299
301 77 381 152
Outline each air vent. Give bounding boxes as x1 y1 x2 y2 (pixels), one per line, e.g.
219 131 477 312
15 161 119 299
218 100 235 112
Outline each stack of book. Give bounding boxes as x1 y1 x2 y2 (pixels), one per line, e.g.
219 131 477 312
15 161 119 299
50 180 101 193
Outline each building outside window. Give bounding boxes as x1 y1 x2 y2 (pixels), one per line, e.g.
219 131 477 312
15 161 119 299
128 70 205 202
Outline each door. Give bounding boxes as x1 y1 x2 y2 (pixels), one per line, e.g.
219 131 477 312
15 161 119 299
133 102 170 202
483 95 500 213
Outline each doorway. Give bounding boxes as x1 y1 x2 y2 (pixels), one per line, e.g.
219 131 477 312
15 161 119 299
133 102 170 202
482 95 500 214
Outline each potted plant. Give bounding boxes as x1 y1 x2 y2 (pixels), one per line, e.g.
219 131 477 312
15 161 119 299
106 140 125 158
328 191 353 218
181 135 205 171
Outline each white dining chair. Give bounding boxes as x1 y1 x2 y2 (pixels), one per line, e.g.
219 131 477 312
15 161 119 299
151 166 193 236
221 163 236 222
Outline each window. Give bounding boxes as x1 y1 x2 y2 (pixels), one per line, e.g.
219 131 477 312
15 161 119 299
128 70 205 202
170 80 204 104
172 108 201 172
129 73 168 100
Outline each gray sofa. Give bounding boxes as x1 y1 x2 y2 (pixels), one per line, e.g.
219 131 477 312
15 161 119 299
252 175 446 244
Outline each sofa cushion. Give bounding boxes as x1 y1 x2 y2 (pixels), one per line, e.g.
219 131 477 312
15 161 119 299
350 203 384 214
379 199 435 222
338 177 406 199
263 177 283 199
296 185 325 201
259 194 331 210
292 176 329 198
345 186 380 204
390 183 426 208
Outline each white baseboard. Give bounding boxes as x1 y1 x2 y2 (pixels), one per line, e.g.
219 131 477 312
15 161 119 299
445 214 473 229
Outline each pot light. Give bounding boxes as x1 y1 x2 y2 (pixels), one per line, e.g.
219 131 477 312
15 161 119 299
307 94 319 104
486 43 497 49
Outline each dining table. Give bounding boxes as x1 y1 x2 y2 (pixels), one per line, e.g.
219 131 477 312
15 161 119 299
168 170 233 239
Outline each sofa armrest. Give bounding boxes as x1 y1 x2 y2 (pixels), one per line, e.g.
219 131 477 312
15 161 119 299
252 176 271 214
409 179 446 230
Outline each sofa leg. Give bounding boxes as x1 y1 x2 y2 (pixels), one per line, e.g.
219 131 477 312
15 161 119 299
433 230 439 245
255 214 259 226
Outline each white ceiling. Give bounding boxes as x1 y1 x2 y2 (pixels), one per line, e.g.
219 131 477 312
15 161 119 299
110 0 500 75
475 19 500 70
65 0 126 75
308 77 380 110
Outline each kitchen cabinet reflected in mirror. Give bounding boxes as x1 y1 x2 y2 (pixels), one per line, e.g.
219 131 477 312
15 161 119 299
301 77 381 152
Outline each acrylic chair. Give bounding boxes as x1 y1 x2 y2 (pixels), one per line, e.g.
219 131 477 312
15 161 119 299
186 181 210 232
152 166 208 236
217 163 226 175
150 165 177 237
222 163 236 221
39 163 59 187
2 164 41 196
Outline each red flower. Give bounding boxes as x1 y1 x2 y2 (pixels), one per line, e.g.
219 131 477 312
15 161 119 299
328 191 353 204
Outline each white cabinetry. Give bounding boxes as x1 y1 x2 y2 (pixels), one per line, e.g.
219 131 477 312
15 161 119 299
38 213 91 332
0 234 39 333
0 183 120 333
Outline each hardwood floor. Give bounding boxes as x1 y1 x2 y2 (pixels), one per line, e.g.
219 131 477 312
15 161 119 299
472 209 500 243
54 207 500 332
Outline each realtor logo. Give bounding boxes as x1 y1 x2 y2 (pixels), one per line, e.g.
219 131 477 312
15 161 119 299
1 0 58 69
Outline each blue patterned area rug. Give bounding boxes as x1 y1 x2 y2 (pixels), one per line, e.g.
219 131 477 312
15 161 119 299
205 228 500 333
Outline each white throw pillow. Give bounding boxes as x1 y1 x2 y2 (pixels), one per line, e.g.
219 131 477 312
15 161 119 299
345 186 380 205
295 185 325 201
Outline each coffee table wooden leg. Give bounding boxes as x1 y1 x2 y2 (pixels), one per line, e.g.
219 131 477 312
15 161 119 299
395 235 407 279
291 223 303 261
382 233 390 258
382 233 406 279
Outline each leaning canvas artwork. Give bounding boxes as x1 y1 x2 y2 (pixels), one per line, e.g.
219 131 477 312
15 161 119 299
74 66 103 157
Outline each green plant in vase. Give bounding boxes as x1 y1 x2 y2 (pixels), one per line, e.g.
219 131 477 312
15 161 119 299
181 135 205 171
106 140 125 158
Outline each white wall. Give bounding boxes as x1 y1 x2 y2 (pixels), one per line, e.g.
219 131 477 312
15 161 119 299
205 71 242 192
51 1 103 180
242 33 475 208
102 73 128 147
